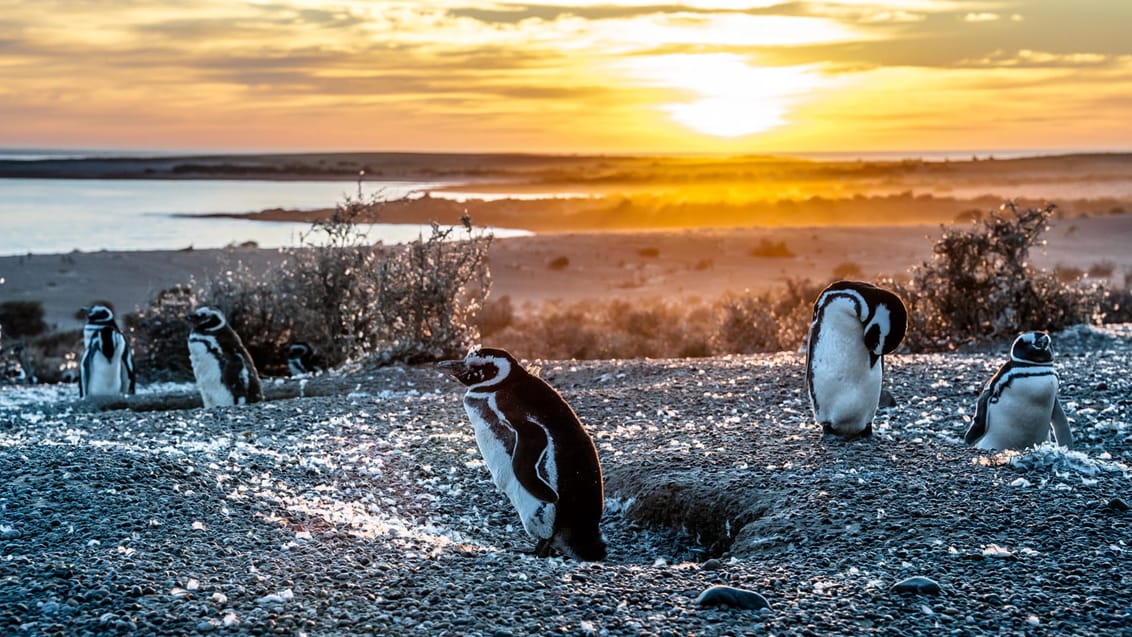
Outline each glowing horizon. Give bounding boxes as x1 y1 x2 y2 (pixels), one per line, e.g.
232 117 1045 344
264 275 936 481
0 1 1129 154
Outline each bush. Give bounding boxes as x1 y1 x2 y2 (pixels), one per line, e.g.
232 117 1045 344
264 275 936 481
128 284 199 382
831 261 864 280
0 300 48 338
749 239 794 258
133 184 493 377
548 255 570 270
714 280 822 354
892 202 1105 351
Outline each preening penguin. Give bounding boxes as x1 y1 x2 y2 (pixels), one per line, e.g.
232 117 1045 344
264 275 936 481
187 306 263 407
806 280 907 438
79 304 136 397
965 331 1072 451
439 347 606 561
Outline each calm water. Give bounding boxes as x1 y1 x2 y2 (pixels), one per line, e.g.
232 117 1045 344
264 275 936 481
0 179 529 256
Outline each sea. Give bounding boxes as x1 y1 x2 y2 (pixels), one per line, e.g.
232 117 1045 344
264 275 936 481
0 177 532 256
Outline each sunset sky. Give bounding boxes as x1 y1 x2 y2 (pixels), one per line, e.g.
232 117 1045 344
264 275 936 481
2 0 1130 155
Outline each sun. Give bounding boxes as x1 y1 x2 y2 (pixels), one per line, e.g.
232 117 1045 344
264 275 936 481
624 53 828 138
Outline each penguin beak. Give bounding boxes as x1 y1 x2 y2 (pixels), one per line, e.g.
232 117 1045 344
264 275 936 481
437 360 466 375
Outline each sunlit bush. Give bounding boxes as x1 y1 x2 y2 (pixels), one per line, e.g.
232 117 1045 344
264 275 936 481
890 202 1105 351
128 284 199 382
134 185 493 377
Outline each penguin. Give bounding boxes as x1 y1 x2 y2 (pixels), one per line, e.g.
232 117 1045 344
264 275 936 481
965 331 1073 451
79 304 136 397
187 306 263 407
285 341 322 376
439 347 606 561
806 280 907 438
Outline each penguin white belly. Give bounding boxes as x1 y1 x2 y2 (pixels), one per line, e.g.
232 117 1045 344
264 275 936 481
810 314 881 431
977 376 1058 451
465 402 556 540
85 353 124 396
188 338 234 408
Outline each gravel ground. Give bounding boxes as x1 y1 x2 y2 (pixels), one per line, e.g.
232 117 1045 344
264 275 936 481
0 325 1130 636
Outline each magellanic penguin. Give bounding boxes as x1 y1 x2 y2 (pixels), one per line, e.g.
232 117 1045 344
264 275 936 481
439 347 607 561
79 304 136 397
187 306 263 407
806 280 907 438
965 331 1073 451
285 341 322 377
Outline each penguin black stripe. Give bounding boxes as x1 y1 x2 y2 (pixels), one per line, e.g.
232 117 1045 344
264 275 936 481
965 331 1072 450
987 365 1058 403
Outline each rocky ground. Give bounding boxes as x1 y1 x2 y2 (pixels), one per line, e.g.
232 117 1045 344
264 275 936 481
0 325 1130 636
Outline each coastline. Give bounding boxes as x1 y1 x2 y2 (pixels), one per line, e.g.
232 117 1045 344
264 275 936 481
4 214 1130 332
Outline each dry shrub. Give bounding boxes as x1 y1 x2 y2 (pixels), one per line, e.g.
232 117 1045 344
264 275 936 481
832 261 864 280
133 186 492 377
0 301 48 338
714 280 822 354
891 202 1105 351
548 256 570 270
485 280 820 361
1087 261 1115 279
749 239 794 258
128 284 199 382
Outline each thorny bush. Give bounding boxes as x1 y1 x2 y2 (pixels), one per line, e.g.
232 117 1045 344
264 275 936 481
888 202 1106 351
134 184 493 379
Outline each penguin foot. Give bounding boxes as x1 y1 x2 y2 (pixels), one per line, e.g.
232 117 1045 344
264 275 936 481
533 538 556 558
821 422 873 440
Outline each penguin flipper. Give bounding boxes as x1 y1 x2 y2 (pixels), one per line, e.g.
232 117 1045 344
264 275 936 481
222 354 250 402
1050 398 1073 449
79 347 93 398
122 340 137 395
964 391 990 446
511 422 559 504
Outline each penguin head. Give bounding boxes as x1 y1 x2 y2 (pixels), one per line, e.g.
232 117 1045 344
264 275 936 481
84 304 115 325
285 341 317 375
1010 331 1054 364
862 293 907 358
188 306 228 332
438 347 518 388
817 281 907 358
286 341 312 360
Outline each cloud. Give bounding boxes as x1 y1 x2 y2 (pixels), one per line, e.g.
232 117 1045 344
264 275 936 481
963 12 1000 22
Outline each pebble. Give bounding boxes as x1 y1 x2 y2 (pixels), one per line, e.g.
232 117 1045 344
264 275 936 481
694 585 771 611
701 558 723 571
890 577 942 595
1104 497 1129 512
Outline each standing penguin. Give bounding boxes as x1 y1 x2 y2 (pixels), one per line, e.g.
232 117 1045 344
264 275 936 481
79 304 136 397
187 306 263 407
285 341 322 376
965 331 1072 451
439 347 606 561
806 280 907 438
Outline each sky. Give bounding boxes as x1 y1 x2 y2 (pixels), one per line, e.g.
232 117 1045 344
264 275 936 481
1 0 1130 155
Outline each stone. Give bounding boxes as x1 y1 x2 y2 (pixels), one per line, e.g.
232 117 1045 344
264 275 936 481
694 585 770 611
890 576 942 596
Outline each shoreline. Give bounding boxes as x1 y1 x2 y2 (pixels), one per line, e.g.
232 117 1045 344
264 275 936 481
3 214 1130 332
